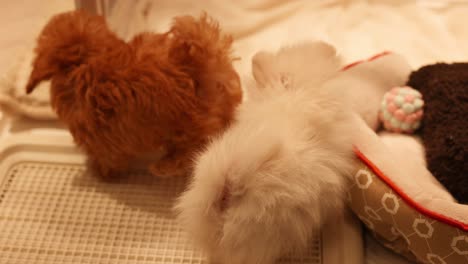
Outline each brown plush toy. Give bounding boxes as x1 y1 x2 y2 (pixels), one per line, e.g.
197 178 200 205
26 10 242 179
407 63 468 203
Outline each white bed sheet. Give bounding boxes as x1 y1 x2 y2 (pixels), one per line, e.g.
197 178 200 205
108 0 468 78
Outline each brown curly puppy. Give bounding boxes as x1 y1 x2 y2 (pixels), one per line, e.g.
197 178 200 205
26 10 242 178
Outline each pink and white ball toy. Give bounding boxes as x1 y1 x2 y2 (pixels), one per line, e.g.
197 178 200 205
379 86 424 133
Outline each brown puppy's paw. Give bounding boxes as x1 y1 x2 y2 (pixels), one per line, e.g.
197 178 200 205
148 160 188 178
86 159 127 181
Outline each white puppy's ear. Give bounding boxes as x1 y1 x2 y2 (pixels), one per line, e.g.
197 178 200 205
251 51 277 89
251 41 342 90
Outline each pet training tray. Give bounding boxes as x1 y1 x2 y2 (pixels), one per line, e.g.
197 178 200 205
0 116 363 264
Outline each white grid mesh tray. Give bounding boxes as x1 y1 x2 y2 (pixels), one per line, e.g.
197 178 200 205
0 162 205 264
0 132 363 264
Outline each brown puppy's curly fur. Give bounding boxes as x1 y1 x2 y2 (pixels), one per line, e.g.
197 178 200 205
26 10 242 178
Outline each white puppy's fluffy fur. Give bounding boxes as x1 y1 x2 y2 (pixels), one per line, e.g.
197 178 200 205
175 42 357 264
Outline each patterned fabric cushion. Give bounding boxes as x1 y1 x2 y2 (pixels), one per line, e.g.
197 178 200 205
349 148 468 264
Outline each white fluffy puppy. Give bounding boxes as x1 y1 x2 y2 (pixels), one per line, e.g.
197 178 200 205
175 42 357 264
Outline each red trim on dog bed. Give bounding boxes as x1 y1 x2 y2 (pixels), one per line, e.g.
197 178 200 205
354 147 468 232
341 51 392 71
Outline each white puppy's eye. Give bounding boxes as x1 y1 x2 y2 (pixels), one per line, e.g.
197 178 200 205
218 181 231 212
280 73 292 89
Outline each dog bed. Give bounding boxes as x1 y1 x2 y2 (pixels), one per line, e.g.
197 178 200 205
349 116 468 264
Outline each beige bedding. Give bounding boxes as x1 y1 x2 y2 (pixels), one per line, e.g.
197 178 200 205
106 0 468 76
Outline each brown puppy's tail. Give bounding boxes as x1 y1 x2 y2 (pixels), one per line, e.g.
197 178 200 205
167 13 242 108
168 13 235 76
26 10 122 94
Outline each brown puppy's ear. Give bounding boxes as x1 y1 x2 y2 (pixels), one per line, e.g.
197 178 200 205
26 10 120 94
168 13 233 71
85 81 126 123
26 54 56 94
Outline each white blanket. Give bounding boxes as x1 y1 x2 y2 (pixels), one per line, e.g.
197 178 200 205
107 0 468 78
